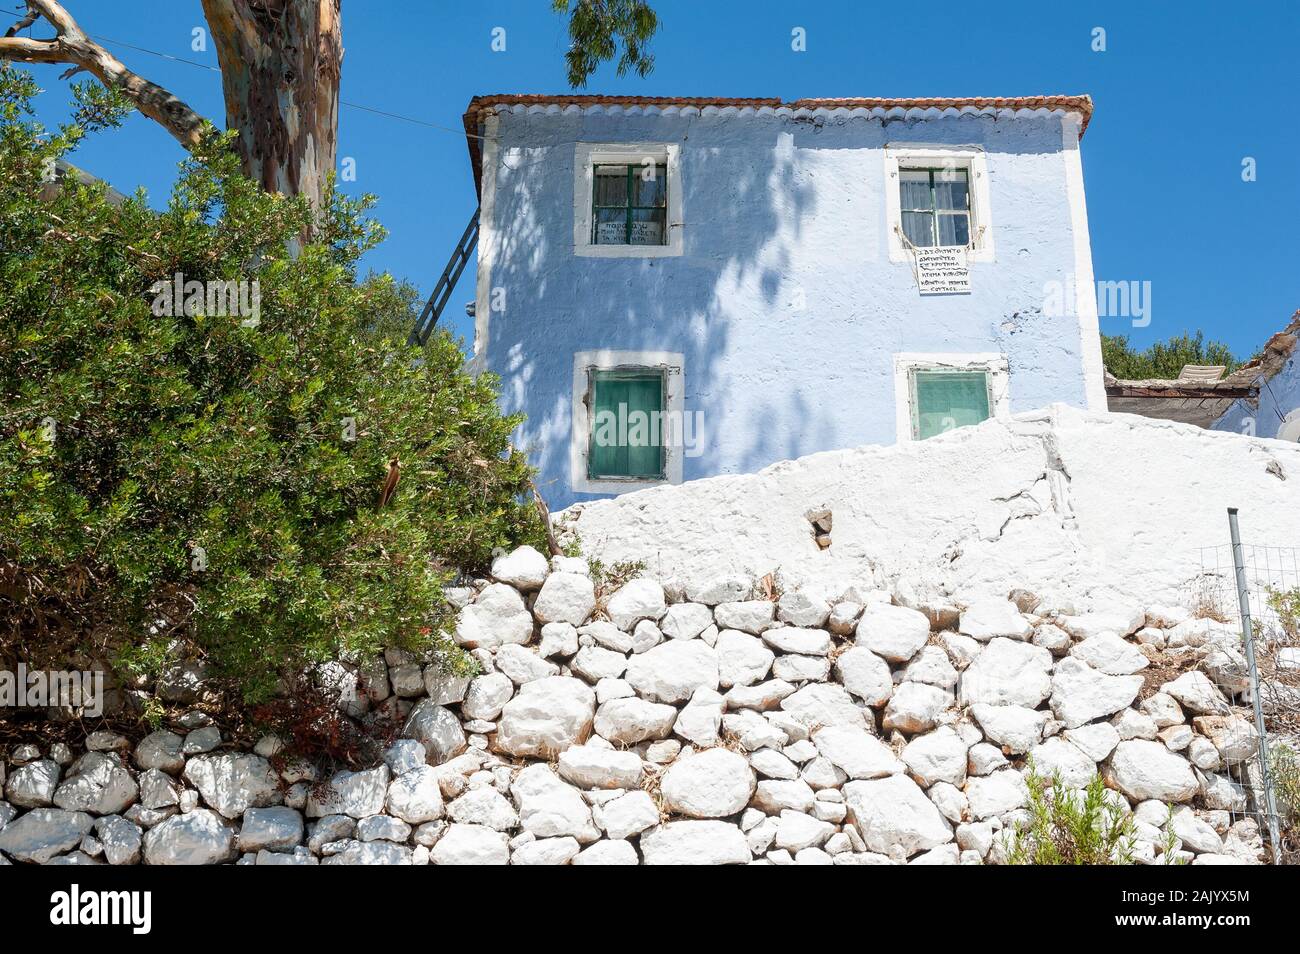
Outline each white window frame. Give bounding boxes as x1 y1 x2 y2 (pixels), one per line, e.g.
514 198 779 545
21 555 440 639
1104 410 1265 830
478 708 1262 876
892 352 1010 442
884 144 995 263
574 143 683 258
571 349 685 494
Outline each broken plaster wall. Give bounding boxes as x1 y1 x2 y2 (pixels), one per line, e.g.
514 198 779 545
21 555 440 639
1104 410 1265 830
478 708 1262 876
556 405 1300 609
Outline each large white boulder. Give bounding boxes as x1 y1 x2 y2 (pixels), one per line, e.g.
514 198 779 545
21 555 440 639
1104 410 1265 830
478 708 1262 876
814 725 905 780
495 676 596 757
855 604 931 662
780 682 868 730
716 629 775 687
0 808 93 863
401 700 468 764
143 809 235 865
900 727 969 787
593 790 660 840
532 571 595 625
1161 671 1230 716
606 578 666 631
1104 740 1198 802
454 582 534 649
183 753 279 820
624 639 718 704
491 545 550 590
834 646 894 707
51 753 138 816
594 697 678 744
970 704 1047 754
959 599 1031 641
842 775 953 857
429 823 510 865
385 766 445 824
660 748 756 818
640 820 751 865
1070 632 1149 675
1049 658 1143 728
958 637 1053 708
511 765 600 843
305 766 389 819
557 745 644 790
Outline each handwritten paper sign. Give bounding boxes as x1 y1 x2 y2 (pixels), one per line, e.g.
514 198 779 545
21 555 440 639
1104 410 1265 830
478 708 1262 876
914 246 971 295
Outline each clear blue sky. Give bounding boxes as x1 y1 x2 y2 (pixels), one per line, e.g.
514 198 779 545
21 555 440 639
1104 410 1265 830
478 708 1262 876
13 0 1299 357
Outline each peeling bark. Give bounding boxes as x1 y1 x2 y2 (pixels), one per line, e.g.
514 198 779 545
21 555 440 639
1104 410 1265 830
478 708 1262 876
200 0 342 207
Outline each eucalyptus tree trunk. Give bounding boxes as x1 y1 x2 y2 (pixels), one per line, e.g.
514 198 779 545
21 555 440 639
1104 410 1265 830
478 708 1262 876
200 0 342 207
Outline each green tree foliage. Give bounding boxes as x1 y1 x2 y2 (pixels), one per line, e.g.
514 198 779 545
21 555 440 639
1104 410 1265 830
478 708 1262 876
554 0 660 88
1102 331 1242 380
0 65 542 702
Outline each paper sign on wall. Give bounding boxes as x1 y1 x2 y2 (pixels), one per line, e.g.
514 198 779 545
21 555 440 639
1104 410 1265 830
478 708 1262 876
914 246 971 295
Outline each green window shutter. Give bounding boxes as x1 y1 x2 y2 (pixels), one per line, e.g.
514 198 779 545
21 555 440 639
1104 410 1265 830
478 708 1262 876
912 370 991 440
588 370 665 479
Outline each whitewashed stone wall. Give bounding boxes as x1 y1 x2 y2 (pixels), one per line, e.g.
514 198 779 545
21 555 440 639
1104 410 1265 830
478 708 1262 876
0 545 1269 865
556 405 1300 610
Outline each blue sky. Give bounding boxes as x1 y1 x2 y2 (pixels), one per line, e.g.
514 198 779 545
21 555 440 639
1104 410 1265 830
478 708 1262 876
13 0 1299 357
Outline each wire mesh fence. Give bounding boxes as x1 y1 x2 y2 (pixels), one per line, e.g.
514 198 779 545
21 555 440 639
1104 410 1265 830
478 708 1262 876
1190 518 1300 864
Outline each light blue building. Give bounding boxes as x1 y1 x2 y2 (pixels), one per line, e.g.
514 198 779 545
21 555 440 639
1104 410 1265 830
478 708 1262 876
1210 313 1300 441
461 94 1108 508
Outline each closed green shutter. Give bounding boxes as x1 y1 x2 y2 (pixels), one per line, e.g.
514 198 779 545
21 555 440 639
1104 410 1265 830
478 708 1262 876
588 370 665 479
912 370 991 439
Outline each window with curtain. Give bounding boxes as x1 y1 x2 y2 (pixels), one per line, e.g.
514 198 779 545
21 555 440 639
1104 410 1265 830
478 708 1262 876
910 369 991 439
899 167 971 248
587 369 666 479
592 164 667 246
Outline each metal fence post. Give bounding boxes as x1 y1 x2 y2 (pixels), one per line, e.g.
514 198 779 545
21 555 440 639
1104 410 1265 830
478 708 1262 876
1227 507 1283 863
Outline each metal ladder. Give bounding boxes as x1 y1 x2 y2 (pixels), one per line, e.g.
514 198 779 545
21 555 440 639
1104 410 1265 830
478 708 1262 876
408 207 479 345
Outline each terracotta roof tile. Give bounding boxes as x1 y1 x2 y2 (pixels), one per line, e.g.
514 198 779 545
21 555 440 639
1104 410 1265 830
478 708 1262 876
462 93 1093 191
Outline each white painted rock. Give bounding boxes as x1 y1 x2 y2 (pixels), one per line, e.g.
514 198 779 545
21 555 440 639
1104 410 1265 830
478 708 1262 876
624 639 718 704
495 676 596 757
606 578 666 631
1063 721 1121 762
762 626 832 656
134 731 185 774
814 725 905 780
183 754 279 820
1070 632 1149 675
143 809 235 865
674 695 723 747
491 545 550 590
402 700 468 764
901 727 969 787
96 815 142 865
964 769 1029 820
461 672 515 722
970 704 1047 754
511 765 600 843
573 839 640 865
1161 671 1229 716
781 682 868 730
716 629 776 687
593 789 660 840
594 697 678 744
385 766 445 824
778 590 831 628
855 604 931 662
958 637 1053 708
557 745 644 790
640 820 751 865
532 571 596 625
713 600 774 635
660 601 716 640
238 806 304 853
446 787 518 830
511 836 581 865
4 759 59 808
660 748 756 818
52 753 138 816
495 644 562 685
834 646 893 707
569 645 629 683
842 775 953 857
959 599 1032 641
883 682 953 734
429 823 510 865
1104 740 1199 802
305 766 389 819
901 645 959 689
1049 657 1143 728
1027 737 1096 788
454 583 534 649
0 808 93 863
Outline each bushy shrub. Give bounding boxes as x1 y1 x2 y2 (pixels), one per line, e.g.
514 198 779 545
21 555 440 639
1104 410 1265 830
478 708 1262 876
1007 765 1152 865
0 65 542 703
